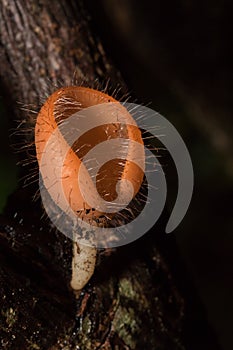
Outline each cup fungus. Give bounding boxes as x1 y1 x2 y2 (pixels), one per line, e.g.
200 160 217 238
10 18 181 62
35 86 145 291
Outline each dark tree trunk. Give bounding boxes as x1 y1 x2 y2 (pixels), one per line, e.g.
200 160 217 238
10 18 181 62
0 1 220 349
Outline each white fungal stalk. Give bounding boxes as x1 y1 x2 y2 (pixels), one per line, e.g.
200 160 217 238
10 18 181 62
70 241 97 291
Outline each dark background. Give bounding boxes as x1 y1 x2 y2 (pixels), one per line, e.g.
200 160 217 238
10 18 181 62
0 1 232 349
86 1 233 349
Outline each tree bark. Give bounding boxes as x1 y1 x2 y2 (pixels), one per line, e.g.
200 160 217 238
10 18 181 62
0 0 220 349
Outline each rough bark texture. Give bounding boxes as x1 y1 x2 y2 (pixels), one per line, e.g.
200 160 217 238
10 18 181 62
0 0 123 108
0 0 220 349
